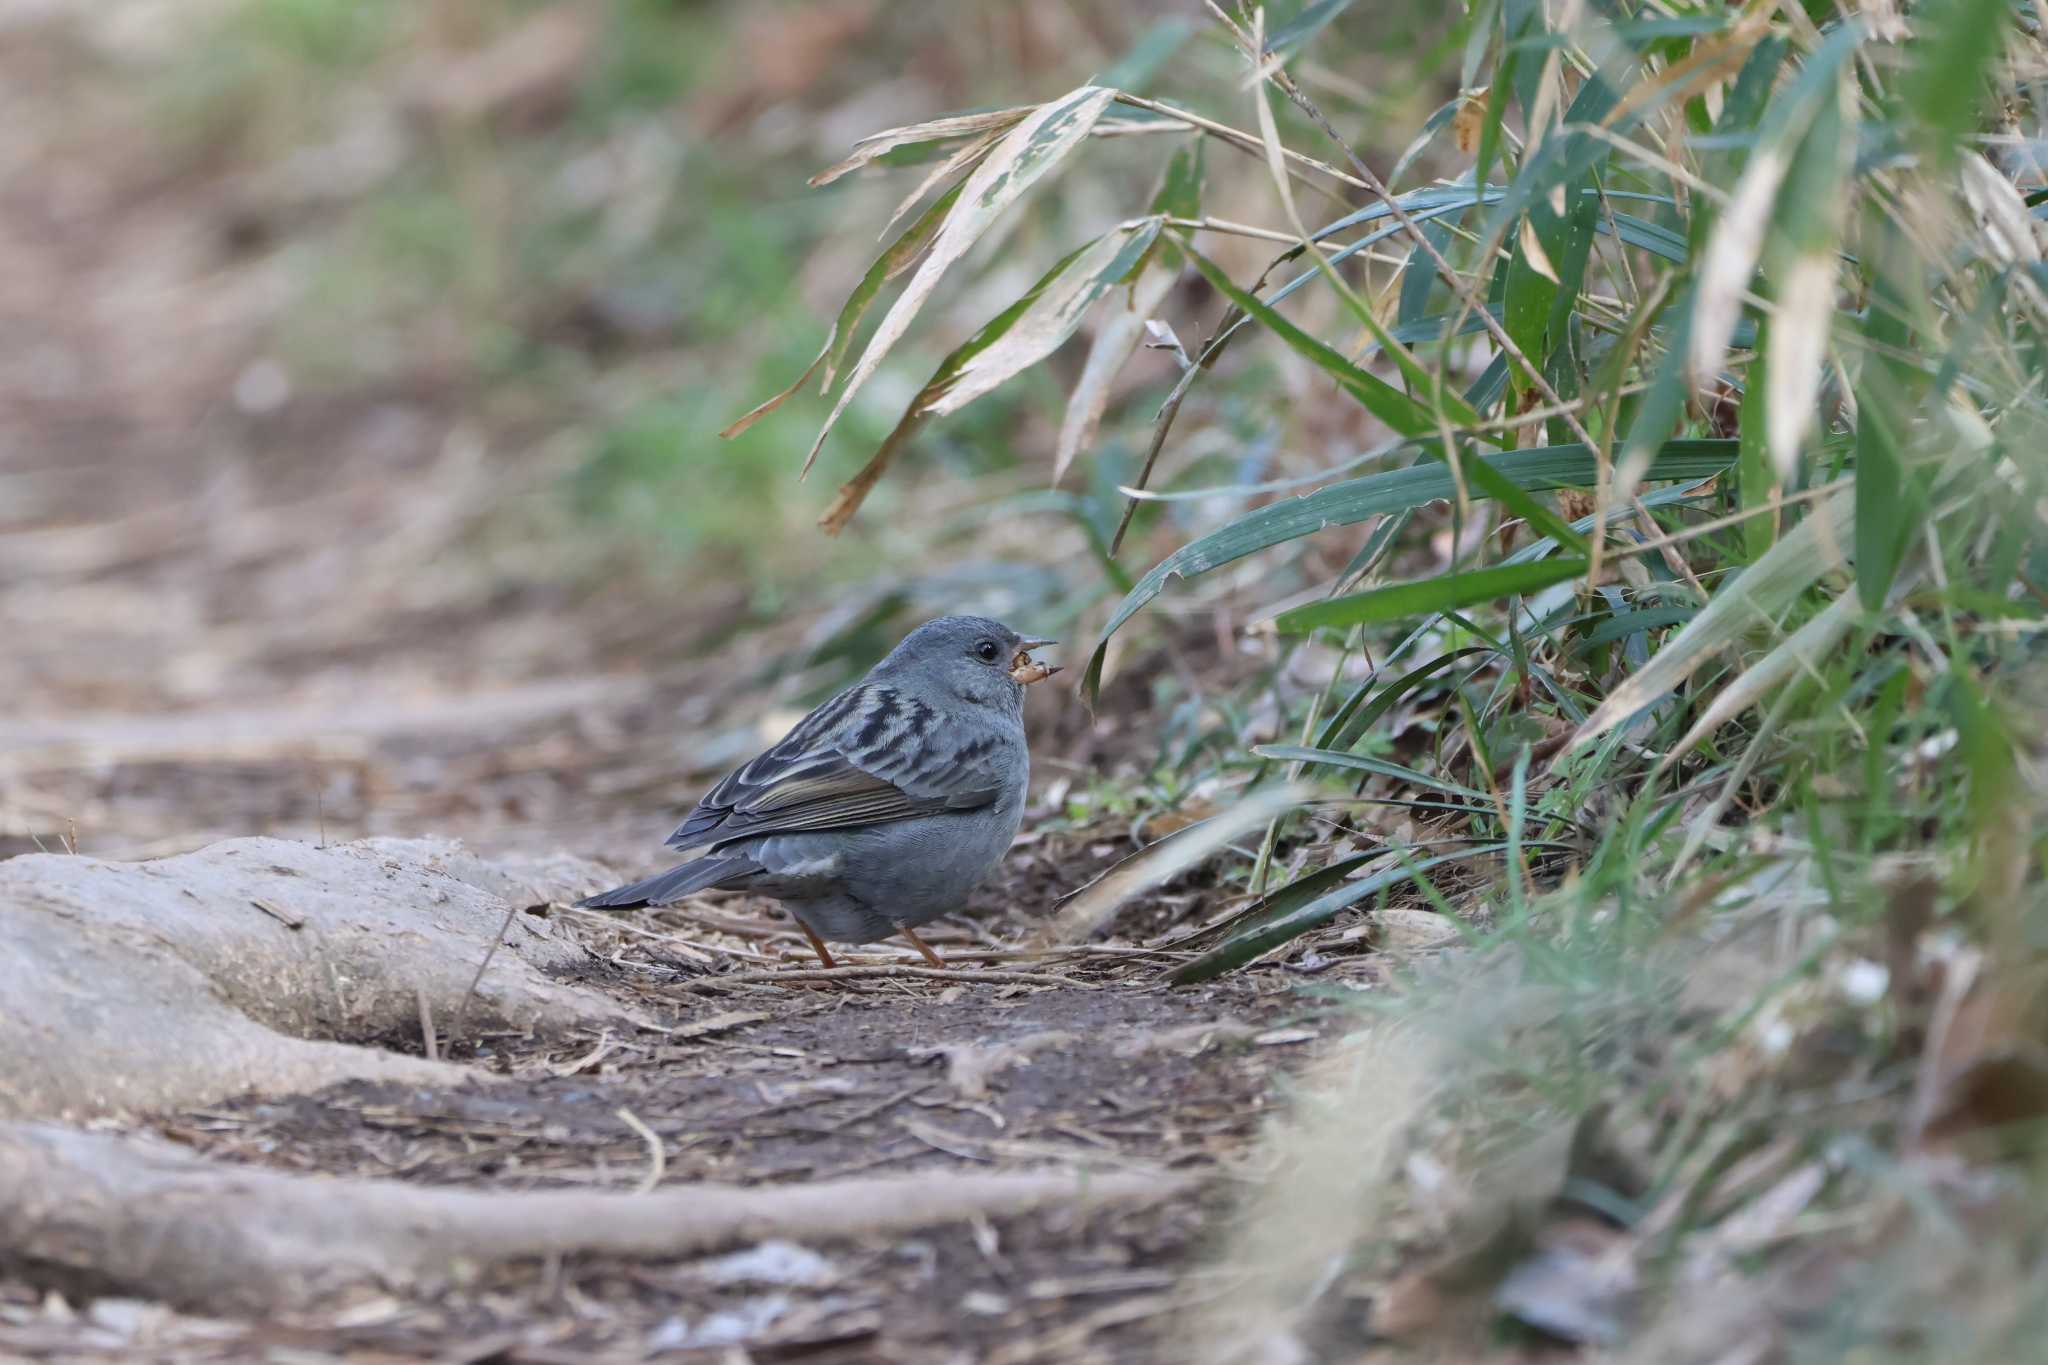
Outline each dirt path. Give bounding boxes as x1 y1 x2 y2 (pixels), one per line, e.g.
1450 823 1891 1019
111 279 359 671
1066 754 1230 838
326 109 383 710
129 974 1315 1361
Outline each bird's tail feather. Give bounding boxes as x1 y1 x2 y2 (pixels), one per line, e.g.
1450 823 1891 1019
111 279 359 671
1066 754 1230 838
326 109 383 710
578 855 757 909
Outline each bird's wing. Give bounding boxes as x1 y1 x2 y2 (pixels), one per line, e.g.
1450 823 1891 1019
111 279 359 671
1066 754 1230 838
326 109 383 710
665 683 1004 851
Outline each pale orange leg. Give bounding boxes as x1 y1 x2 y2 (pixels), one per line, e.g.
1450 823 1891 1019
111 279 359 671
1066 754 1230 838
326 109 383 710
797 920 838 969
898 923 947 968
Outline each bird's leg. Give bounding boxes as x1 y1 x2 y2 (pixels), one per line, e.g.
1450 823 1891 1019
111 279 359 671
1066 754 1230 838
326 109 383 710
797 920 838 969
897 924 947 968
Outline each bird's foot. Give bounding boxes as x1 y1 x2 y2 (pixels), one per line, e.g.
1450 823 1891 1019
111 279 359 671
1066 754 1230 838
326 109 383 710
797 921 838 969
897 923 947 968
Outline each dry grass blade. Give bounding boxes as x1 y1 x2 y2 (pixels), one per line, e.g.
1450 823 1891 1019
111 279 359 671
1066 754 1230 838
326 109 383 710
1033 784 1308 947
1654 589 1864 779
802 86 1117 477
1570 484 1854 749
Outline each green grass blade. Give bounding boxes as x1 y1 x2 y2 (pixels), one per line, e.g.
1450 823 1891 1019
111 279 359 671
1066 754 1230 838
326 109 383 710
1253 745 1492 802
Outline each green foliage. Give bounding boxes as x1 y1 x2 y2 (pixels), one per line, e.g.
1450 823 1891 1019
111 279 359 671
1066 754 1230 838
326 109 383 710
746 3 2044 1035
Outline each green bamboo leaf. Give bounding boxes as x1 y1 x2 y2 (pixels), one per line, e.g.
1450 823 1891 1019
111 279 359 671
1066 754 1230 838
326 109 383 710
1737 323 1774 560
1277 558 1587 634
1573 606 1696 650
1503 69 1620 385
1098 15 1195 92
1157 851 1382 952
1604 212 1687 264
1082 439 1738 701
1267 0 1360 58
1459 455 1590 553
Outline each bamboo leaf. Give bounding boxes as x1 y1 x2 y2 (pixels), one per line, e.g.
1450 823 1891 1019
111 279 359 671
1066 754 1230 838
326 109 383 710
1903 0 2015 169
1318 646 1492 750
721 181 964 440
1083 439 1738 701
804 86 1117 477
1689 25 1860 389
1254 745 1492 802
1571 483 1854 749
1761 71 1849 477
1054 148 1203 484
1654 591 1866 771
809 105 1033 187
1276 558 1587 633
917 220 1161 418
819 219 1162 532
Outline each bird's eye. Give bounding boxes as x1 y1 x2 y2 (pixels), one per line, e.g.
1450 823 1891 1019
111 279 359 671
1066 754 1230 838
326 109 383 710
975 640 1000 662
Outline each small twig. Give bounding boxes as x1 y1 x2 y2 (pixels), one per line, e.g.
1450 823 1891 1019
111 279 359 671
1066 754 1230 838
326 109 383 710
417 987 439 1063
249 898 306 930
449 900 521 1051
614 1106 665 1195
678 965 1093 992
1110 90 1364 194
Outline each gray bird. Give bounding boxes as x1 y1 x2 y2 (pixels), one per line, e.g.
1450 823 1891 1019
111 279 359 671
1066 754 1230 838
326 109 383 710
580 616 1059 968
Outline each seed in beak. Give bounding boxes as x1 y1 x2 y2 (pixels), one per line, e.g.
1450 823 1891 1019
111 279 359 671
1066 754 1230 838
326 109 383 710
1009 649 1061 685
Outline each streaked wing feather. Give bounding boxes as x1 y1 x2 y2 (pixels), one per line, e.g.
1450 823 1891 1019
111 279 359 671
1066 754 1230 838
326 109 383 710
665 683 1004 850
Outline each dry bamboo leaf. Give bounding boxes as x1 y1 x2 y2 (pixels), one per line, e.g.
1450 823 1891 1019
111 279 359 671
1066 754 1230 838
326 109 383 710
1518 215 1562 284
1571 485 1854 749
808 105 1034 187
878 126 1003 240
1689 143 1790 384
1453 89 1487 155
918 222 1160 419
1054 257 1181 485
1654 590 1862 774
1763 252 1838 478
1032 784 1308 947
1959 151 2043 265
803 86 1117 476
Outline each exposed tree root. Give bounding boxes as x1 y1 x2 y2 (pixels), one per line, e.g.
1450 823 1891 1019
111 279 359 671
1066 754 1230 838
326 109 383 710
0 1121 1188 1312
0 836 633 1120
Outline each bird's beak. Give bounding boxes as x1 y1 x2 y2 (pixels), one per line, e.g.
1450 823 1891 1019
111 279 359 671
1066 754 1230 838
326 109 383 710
1009 639 1061 686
